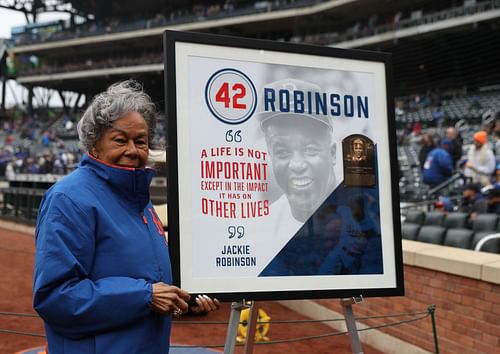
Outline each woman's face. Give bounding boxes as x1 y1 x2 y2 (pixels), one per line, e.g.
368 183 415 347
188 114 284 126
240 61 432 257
93 111 149 168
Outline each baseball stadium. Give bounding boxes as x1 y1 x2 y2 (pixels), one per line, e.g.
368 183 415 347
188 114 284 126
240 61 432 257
0 0 499 353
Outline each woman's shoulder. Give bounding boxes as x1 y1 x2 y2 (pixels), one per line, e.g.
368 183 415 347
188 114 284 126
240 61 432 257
46 167 101 202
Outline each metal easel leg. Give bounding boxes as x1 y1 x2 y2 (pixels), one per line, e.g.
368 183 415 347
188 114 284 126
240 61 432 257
243 301 258 354
340 296 364 354
223 300 251 354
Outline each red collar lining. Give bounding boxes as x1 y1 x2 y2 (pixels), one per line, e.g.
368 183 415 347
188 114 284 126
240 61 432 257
87 153 139 171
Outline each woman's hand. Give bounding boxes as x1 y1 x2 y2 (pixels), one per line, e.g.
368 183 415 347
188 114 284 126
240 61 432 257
151 282 190 317
190 294 221 315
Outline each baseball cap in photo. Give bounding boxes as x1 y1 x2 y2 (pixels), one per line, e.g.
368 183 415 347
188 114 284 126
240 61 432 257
257 78 333 130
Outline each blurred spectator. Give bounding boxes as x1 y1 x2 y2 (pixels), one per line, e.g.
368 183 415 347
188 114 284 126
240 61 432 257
445 127 463 167
492 119 500 160
422 138 453 188
394 99 405 116
24 157 40 174
39 152 55 174
53 155 65 174
408 121 422 144
5 159 15 180
41 130 51 147
492 163 500 188
65 120 74 131
0 150 10 177
434 196 454 214
464 131 496 187
3 121 13 134
223 0 235 12
0 109 84 177
459 183 488 222
5 134 15 145
418 133 436 169
486 187 500 214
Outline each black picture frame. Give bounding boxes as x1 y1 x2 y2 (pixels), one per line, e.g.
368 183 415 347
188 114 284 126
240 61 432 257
164 30 403 302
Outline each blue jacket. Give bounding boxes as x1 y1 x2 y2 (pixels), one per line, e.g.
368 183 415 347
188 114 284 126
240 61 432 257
33 154 173 353
422 147 453 187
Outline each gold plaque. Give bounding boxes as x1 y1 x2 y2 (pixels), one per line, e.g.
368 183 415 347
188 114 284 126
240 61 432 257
342 134 376 187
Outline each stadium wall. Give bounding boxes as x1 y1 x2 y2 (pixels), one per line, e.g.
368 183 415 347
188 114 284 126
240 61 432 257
2 218 498 353
281 240 500 354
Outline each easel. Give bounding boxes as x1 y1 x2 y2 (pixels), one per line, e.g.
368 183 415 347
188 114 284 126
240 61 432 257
223 300 259 354
223 296 365 354
340 295 364 354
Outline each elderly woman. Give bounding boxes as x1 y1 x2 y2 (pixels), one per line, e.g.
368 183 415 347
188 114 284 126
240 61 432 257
33 80 219 353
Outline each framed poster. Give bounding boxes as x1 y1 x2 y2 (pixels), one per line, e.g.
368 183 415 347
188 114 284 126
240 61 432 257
164 30 403 301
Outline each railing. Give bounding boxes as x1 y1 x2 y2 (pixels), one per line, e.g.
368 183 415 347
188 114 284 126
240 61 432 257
327 0 500 45
428 172 464 196
0 186 46 224
12 0 323 46
0 175 168 224
474 233 500 251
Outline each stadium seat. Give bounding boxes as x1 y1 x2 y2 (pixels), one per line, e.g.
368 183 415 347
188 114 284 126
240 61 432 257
443 228 474 249
471 213 499 232
443 212 469 229
417 225 446 245
472 231 500 253
402 223 420 240
423 211 445 226
404 209 425 224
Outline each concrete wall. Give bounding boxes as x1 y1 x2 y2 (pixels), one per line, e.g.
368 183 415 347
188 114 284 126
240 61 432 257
281 240 500 354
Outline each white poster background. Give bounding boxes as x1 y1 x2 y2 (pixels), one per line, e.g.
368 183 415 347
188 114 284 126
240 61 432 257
175 42 396 294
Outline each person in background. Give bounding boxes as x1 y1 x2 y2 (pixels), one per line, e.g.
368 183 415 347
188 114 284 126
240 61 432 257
33 80 219 354
464 131 496 187
486 187 500 214
445 126 463 167
491 117 500 160
407 121 423 145
459 183 488 222
422 138 453 188
492 163 500 188
418 133 436 170
434 196 454 214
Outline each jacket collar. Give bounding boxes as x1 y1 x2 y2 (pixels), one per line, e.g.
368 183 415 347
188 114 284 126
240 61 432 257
80 154 155 211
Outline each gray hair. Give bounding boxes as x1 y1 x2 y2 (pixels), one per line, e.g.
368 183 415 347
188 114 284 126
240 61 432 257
77 79 157 152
